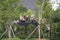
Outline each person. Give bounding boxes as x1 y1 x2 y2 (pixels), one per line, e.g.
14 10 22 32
30 15 39 27
24 15 29 27
24 15 29 21
24 15 29 34
46 24 50 38
18 16 25 26
46 26 50 32
13 20 19 31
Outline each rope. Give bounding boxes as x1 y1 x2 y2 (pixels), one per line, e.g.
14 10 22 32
40 28 45 39
0 30 7 39
25 26 38 40
0 22 16 39
10 25 16 38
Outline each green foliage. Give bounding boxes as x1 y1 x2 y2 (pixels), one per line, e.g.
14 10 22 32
1 0 60 40
0 0 36 39
0 0 28 30
51 9 60 40
51 22 60 40
0 0 28 39
42 1 53 19
14 24 38 39
19 5 27 13
36 0 53 19
51 9 60 23
0 0 19 26
2 38 20 40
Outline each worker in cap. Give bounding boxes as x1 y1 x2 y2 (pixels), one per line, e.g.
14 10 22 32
30 15 39 27
30 15 35 20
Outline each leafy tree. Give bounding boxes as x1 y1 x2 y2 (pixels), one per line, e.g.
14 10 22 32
36 0 53 22
0 0 28 38
51 9 60 40
51 9 60 23
35 0 54 39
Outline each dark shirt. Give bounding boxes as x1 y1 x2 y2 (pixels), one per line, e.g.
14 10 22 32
18 20 29 27
30 20 39 27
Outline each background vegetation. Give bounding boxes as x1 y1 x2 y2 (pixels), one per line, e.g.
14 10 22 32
0 0 60 40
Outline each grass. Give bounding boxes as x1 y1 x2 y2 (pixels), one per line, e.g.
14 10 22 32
1 38 48 40
2 38 36 40
1 38 20 40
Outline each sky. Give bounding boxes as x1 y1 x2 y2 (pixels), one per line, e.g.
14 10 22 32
20 0 36 11
20 0 60 11
51 0 60 10
51 0 60 3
